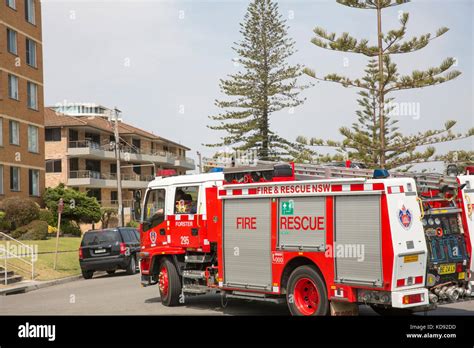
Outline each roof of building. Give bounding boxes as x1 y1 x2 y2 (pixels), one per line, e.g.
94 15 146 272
44 107 190 150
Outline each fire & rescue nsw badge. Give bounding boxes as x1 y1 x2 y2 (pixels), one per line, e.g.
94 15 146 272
398 205 412 230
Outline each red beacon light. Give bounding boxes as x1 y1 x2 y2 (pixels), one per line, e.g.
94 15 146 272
156 169 177 177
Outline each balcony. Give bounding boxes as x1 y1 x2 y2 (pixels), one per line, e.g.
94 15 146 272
67 141 191 167
174 157 196 170
67 170 154 189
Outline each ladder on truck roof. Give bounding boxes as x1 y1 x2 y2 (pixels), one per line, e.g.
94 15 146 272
203 158 460 190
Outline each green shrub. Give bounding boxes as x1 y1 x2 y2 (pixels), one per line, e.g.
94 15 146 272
11 220 48 240
39 209 55 226
126 220 140 228
0 211 11 231
3 197 40 230
61 220 82 236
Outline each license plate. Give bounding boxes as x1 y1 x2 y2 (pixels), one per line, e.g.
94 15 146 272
404 255 419 263
95 249 106 254
439 263 456 275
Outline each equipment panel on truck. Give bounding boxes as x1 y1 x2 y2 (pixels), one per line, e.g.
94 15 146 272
223 198 272 291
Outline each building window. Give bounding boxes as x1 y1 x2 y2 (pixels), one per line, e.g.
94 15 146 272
111 191 118 203
6 0 16 9
9 120 20 145
25 0 35 25
28 125 39 152
8 74 19 100
26 38 37 67
27 82 38 110
0 165 3 195
45 128 61 141
10 167 20 191
29 169 39 196
7 28 17 54
46 159 62 173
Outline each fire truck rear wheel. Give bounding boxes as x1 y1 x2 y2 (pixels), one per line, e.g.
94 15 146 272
286 265 329 316
158 258 182 307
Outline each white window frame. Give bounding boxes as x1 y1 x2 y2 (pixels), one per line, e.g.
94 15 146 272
7 28 17 55
29 169 39 196
9 120 20 145
7 0 16 9
25 0 35 25
8 74 19 100
10 167 20 192
27 82 38 110
26 38 37 67
28 125 38 153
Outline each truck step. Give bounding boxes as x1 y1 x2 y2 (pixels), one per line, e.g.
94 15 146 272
182 285 209 294
183 270 206 280
185 254 212 264
227 291 286 304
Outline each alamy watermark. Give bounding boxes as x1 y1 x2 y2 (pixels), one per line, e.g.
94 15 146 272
0 242 38 262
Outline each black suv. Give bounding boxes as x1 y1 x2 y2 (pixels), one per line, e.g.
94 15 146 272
79 227 140 279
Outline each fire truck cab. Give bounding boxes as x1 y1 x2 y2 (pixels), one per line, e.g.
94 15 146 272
138 164 473 316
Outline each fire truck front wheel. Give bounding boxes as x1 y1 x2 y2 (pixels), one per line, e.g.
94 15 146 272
286 266 329 316
158 258 182 306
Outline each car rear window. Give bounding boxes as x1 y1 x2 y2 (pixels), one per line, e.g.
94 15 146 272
82 230 120 246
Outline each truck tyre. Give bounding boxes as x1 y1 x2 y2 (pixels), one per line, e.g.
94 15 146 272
82 270 94 279
158 258 182 306
286 265 329 316
370 305 414 316
126 255 137 275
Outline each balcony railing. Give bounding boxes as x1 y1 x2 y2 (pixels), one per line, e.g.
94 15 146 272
69 140 101 149
99 200 134 208
69 170 154 182
68 141 180 160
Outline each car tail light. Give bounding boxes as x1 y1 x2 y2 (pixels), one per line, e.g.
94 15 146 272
414 276 424 285
403 293 423 305
120 243 127 255
79 248 83 260
396 279 405 287
456 263 463 273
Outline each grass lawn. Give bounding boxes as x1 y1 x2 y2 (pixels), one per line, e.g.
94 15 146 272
0 237 82 281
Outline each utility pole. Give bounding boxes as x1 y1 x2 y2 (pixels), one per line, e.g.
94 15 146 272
197 151 202 174
113 107 124 227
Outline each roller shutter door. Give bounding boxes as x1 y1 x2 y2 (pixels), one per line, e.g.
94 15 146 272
223 198 272 290
334 195 383 287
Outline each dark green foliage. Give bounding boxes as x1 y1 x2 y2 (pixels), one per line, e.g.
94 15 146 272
60 220 82 237
43 184 101 225
300 0 472 169
3 197 40 230
126 220 140 228
207 0 310 160
11 220 48 240
0 211 11 231
39 209 55 226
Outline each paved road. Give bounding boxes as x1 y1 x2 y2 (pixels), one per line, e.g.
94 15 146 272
1 271 473 315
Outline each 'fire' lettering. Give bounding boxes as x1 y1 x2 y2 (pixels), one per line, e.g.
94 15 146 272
236 217 257 230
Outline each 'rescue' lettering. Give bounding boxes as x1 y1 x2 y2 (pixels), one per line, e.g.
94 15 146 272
236 217 257 230
280 216 325 231
256 184 331 195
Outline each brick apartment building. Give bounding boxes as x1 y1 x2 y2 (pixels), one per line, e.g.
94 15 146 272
45 104 195 217
0 0 45 204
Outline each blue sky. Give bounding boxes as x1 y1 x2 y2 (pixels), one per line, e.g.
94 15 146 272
42 0 473 169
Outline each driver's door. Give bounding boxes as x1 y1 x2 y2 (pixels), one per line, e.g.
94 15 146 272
141 187 168 248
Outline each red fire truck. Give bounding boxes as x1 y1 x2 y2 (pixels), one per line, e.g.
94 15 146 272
138 163 474 316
